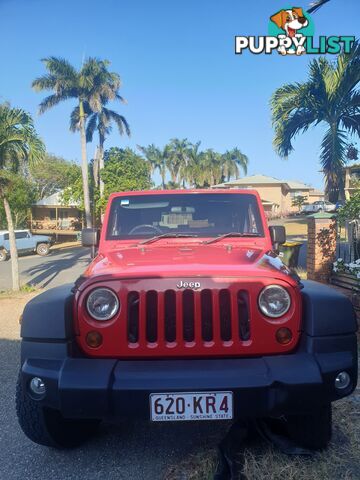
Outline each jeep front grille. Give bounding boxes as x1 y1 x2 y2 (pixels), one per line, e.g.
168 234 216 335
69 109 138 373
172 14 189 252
126 288 250 348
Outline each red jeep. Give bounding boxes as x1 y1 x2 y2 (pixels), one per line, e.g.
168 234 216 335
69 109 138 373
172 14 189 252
16 190 358 449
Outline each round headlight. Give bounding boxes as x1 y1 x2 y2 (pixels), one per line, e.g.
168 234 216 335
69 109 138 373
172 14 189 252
86 288 119 321
258 285 291 318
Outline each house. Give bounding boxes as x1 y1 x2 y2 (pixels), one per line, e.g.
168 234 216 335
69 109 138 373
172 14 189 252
30 191 83 240
211 174 324 215
344 164 360 200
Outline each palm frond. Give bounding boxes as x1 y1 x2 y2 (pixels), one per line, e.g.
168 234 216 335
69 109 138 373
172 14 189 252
274 109 318 157
105 109 131 137
40 57 77 82
86 113 99 142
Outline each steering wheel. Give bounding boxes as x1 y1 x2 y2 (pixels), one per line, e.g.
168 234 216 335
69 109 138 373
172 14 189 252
128 224 163 235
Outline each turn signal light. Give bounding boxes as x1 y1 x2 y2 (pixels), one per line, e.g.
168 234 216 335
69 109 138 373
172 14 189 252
86 331 103 348
275 327 292 345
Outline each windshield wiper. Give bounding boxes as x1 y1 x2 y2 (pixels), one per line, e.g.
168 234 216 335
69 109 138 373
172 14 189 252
138 233 198 245
203 232 261 245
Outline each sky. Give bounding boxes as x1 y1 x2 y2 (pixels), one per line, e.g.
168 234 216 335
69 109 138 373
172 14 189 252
0 0 359 189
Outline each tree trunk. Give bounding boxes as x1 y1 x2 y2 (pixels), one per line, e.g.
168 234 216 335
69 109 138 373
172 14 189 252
79 100 92 228
99 134 105 198
3 196 20 291
93 147 99 188
161 166 166 190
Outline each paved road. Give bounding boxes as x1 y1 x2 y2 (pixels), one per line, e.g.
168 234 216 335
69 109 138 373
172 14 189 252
0 247 91 291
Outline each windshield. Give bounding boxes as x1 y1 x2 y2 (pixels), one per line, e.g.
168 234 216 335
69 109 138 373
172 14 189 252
106 193 264 240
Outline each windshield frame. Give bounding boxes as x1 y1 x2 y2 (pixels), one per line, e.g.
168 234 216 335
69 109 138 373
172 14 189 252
103 190 266 243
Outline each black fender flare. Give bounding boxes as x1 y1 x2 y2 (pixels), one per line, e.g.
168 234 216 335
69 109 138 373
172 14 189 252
301 280 357 336
20 284 76 363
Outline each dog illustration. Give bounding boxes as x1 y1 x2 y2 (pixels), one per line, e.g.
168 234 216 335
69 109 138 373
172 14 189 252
270 7 309 55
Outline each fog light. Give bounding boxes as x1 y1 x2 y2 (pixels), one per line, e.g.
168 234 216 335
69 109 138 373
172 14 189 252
335 371 350 390
86 331 103 348
275 327 292 345
29 377 46 395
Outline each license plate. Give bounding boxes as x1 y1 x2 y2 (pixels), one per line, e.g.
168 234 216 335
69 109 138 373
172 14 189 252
150 391 233 422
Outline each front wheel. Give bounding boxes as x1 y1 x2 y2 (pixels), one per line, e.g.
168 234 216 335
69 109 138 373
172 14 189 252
285 405 332 450
0 249 8 261
36 243 50 256
16 373 100 448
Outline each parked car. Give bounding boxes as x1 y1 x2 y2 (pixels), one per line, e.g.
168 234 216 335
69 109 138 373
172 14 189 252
17 190 357 451
301 200 336 214
0 229 53 261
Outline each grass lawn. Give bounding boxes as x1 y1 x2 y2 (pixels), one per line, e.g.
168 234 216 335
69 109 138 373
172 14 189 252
164 389 360 479
283 218 308 237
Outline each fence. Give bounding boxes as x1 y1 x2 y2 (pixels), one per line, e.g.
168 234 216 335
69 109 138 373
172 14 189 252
336 220 360 264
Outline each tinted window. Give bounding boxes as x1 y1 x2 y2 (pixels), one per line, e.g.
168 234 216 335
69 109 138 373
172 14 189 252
15 232 28 239
107 193 264 240
4 234 9 240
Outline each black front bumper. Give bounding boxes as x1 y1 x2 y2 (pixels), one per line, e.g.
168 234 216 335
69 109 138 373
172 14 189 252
21 343 358 420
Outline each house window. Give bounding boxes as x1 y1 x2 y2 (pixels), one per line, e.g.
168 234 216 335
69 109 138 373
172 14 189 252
290 191 304 198
49 209 56 220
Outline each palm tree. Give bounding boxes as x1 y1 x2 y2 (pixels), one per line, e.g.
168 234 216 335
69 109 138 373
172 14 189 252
166 138 191 185
0 104 45 290
32 57 120 227
70 62 130 198
221 148 248 181
137 144 169 189
180 141 201 187
271 42 360 201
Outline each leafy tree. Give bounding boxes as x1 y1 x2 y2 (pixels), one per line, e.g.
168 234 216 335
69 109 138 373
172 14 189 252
32 57 123 226
101 148 152 197
29 154 81 199
337 191 360 225
291 195 306 212
0 174 36 229
0 104 45 290
271 41 360 202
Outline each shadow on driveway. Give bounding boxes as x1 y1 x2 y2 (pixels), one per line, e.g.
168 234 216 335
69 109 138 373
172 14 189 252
23 249 90 288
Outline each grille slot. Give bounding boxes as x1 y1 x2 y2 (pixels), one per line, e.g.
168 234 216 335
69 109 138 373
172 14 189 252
127 291 139 343
219 289 232 341
183 290 195 342
164 290 176 342
146 291 158 342
201 289 213 341
237 291 250 341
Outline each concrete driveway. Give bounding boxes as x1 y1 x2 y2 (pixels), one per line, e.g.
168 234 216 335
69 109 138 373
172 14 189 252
0 294 226 479
0 247 91 291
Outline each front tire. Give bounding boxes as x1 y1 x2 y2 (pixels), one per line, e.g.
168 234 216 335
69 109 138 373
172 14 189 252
16 373 99 448
0 249 8 261
285 405 332 450
36 243 50 256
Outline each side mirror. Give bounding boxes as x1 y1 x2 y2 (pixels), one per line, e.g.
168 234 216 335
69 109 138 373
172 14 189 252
269 225 286 251
81 228 100 248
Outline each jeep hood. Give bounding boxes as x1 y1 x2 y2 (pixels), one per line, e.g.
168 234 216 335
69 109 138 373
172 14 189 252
81 243 295 286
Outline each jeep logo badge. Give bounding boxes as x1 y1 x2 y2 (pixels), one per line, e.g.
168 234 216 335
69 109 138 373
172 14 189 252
176 280 201 290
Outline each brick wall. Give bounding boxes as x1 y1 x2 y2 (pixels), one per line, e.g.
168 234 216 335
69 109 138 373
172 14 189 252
307 215 337 283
